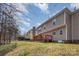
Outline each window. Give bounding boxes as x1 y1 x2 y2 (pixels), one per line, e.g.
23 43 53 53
53 22 55 25
60 29 63 35
43 25 46 29
53 19 56 25
44 27 46 29
53 32 56 35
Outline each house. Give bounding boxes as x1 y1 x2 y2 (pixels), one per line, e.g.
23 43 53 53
26 27 36 40
26 8 79 43
71 9 79 43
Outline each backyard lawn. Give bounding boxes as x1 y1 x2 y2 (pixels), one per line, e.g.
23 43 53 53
3 41 79 56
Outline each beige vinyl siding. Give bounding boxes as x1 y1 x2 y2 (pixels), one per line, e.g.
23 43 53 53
43 12 66 41
52 27 66 41
72 13 79 40
54 13 64 27
36 13 65 35
26 30 33 40
27 8 79 42
66 12 72 40
42 27 66 41
29 31 33 40
49 13 65 31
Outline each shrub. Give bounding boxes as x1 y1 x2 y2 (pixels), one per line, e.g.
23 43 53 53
0 43 17 56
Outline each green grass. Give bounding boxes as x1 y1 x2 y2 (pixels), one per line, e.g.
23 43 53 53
0 43 17 56
5 41 79 56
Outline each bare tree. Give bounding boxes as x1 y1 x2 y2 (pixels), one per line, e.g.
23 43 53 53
0 3 19 45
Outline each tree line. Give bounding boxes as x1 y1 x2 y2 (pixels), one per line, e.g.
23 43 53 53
0 3 20 45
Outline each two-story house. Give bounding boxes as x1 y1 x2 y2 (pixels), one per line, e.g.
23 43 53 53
35 8 72 42
26 8 79 43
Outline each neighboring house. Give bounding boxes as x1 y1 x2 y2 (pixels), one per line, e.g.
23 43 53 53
26 27 36 40
26 8 79 43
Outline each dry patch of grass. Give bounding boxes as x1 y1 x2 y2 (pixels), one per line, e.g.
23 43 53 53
5 41 79 56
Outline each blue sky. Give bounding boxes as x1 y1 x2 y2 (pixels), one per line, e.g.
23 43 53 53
14 3 77 35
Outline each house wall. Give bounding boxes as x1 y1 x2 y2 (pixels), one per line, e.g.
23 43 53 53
37 13 65 36
45 27 66 41
72 13 79 40
36 12 67 42
26 8 79 43
52 27 66 41
26 27 36 40
29 30 33 40
26 30 33 40
65 12 72 40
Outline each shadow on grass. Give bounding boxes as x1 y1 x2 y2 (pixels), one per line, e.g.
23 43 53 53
0 43 17 56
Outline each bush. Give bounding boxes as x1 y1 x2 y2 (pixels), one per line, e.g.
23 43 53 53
0 43 17 56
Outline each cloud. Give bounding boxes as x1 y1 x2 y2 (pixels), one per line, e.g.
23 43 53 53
36 23 41 26
16 12 23 17
16 19 31 35
14 16 31 28
70 3 76 8
34 3 49 14
27 18 31 22
11 3 32 35
70 3 79 10
75 3 79 9
19 27 27 35
12 3 29 14
36 19 48 27
16 12 31 22
49 8 64 18
17 19 31 27
12 3 31 24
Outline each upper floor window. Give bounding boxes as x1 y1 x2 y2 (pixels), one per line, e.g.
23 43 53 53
60 29 63 35
53 19 56 25
44 27 46 29
53 22 55 25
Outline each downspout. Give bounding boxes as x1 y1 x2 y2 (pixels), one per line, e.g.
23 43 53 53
71 15 73 43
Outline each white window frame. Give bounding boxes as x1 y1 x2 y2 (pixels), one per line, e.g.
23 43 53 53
60 29 63 35
52 19 56 25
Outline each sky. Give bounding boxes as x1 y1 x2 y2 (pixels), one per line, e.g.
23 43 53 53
14 3 79 35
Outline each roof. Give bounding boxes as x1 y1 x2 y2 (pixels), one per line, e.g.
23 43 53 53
72 9 79 15
36 8 72 29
